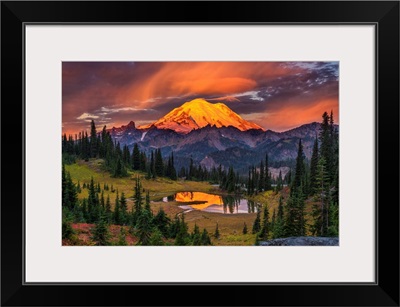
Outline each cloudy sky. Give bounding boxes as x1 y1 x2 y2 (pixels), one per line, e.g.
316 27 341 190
62 61 339 135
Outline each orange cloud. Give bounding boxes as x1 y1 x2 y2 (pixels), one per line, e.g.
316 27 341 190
118 62 293 108
250 98 339 132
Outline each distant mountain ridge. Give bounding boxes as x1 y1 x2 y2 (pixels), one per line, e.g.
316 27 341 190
108 121 336 174
104 98 338 173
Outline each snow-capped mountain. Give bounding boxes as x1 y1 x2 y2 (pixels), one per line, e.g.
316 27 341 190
139 98 264 134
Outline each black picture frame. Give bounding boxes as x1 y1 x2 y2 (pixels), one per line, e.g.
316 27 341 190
1 1 399 306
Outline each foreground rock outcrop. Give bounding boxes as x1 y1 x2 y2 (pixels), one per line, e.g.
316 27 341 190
259 236 339 246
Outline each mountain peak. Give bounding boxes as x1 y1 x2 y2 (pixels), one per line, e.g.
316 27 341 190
140 98 264 134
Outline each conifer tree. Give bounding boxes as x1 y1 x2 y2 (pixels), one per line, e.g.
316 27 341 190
140 152 147 172
258 160 265 192
81 198 89 222
214 223 220 239
87 177 99 222
175 214 190 245
259 204 270 240
105 195 112 223
292 139 305 194
91 213 110 245
284 187 306 237
136 210 153 246
117 227 128 246
132 176 143 225
150 151 156 178
100 191 105 210
113 191 120 225
273 196 285 239
132 143 141 170
201 229 212 245
242 222 248 234
119 192 128 225
271 209 276 231
155 149 164 177
149 229 165 246
265 153 271 190
90 120 97 158
191 223 201 245
62 208 75 240
275 170 283 192
319 112 332 182
122 144 130 166
144 190 151 213
311 157 330 236
309 137 319 195
153 207 171 238
252 208 261 234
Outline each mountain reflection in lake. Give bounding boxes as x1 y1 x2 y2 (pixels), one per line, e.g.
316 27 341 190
162 192 257 214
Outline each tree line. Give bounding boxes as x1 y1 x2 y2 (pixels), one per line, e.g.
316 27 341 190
62 120 178 180
247 110 339 241
62 120 243 192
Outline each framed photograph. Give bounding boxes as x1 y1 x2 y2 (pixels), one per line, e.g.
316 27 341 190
1 1 399 306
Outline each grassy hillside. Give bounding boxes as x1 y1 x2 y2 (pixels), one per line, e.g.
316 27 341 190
65 159 260 245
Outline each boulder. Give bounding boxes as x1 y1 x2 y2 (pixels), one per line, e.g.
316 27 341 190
259 236 339 246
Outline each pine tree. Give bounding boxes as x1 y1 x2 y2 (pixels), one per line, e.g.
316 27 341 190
144 190 151 213
259 204 270 240
214 223 220 239
117 227 127 246
155 149 164 177
201 229 212 245
105 195 112 224
136 210 153 246
150 151 156 178
119 192 128 225
81 198 89 222
191 223 201 245
113 191 120 225
258 160 265 192
62 207 75 240
319 112 332 182
149 229 165 246
226 166 236 193
132 143 141 170
132 176 143 225
252 208 261 234
153 207 171 238
275 170 283 192
65 172 78 210
271 209 276 232
170 152 177 180
242 222 248 234
284 186 306 237
311 157 330 236
169 216 180 239
87 177 99 222
292 139 305 194
122 145 130 166
309 137 319 195
273 196 285 239
175 214 190 245
91 214 110 245
90 120 97 158
140 152 147 172
265 153 271 190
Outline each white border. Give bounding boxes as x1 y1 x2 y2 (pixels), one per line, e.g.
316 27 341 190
25 25 375 283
